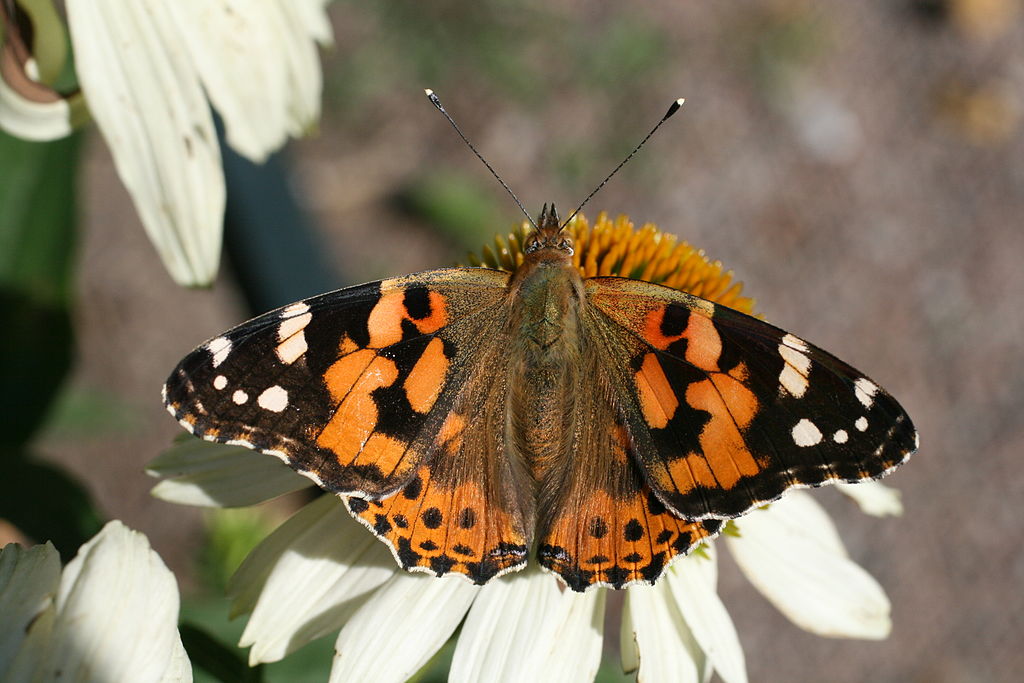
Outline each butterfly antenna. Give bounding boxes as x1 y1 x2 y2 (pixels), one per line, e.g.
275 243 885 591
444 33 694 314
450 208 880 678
560 98 685 230
425 89 537 230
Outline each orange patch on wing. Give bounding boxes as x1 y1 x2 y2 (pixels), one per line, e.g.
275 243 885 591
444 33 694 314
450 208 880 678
339 333 360 355
611 423 631 464
367 292 408 347
404 337 449 414
642 306 685 350
317 352 399 462
412 290 449 334
437 412 466 453
354 433 411 479
681 312 722 372
634 353 679 429
666 451 718 493
540 486 718 589
713 363 759 428
682 372 761 489
353 465 527 582
368 289 449 348
322 348 376 403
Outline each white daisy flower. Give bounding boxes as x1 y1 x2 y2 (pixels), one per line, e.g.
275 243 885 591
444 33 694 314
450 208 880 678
149 439 903 682
0 0 333 287
0 520 191 682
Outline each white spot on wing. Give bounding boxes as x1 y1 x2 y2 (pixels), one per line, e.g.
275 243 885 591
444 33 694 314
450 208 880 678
855 416 869 432
276 310 313 364
833 429 849 444
283 301 310 317
276 334 308 364
257 385 289 412
854 378 879 408
778 343 811 398
207 337 232 367
232 390 249 405
213 375 228 390
781 333 809 352
792 418 823 447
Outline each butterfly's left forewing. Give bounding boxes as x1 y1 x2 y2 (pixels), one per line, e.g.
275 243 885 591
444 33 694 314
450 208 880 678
584 277 918 523
165 268 532 584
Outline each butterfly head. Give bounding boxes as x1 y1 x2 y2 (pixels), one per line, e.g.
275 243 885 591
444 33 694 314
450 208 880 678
525 203 574 258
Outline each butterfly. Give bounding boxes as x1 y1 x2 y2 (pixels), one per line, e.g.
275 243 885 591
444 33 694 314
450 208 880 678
163 204 918 591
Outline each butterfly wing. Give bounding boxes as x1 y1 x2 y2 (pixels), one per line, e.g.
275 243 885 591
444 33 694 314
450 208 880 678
535 347 722 590
583 276 918 522
345 336 534 583
165 268 532 581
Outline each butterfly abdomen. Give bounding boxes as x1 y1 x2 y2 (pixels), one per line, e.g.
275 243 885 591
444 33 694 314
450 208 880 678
505 254 587 484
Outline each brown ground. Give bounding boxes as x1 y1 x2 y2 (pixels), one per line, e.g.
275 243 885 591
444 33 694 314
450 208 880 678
33 1 1024 681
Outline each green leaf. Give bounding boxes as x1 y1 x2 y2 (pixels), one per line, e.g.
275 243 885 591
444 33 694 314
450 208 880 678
0 129 81 445
0 456 103 562
180 622 264 683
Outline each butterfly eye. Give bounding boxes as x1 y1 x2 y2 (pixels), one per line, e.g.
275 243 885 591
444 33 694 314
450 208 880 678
525 238 540 253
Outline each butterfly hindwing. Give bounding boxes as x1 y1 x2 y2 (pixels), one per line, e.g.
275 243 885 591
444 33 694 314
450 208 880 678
345 341 534 583
536 349 721 590
164 268 513 499
585 276 918 521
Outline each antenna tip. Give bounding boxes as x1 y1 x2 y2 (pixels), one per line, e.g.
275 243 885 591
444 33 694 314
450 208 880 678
665 98 685 119
424 88 434 96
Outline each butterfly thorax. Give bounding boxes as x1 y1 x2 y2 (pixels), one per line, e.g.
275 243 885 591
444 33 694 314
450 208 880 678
505 207 585 484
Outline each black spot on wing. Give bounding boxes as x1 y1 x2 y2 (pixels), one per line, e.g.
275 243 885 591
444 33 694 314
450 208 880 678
396 536 421 568
640 553 666 582
403 286 433 320
347 498 369 513
403 475 422 500
422 507 443 529
430 554 457 576
623 519 644 541
660 304 690 337
604 565 629 588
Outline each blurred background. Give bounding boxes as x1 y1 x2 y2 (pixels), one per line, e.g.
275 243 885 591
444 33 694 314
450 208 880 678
3 0 1022 681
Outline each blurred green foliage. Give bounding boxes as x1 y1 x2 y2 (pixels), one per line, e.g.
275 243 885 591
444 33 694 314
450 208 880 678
0 129 105 561
200 507 280 593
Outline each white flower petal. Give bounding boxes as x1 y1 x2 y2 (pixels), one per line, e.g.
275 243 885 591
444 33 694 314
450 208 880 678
32 521 189 682
161 634 192 683
621 582 705 683
293 0 335 46
232 495 395 664
0 74 71 141
543 586 605 682
666 548 748 683
331 572 478 683
147 438 309 507
0 542 61 679
66 0 225 287
165 1 292 162
272 1 323 137
727 493 892 639
836 481 904 517
450 569 603 683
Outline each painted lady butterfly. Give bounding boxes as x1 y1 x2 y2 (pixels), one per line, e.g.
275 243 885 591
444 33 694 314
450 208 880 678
164 201 917 591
